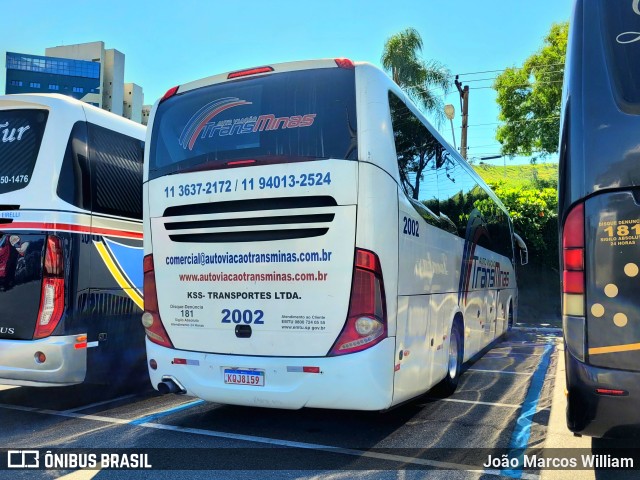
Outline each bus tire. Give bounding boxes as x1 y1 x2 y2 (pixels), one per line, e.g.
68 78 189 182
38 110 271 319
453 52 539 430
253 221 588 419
439 319 463 396
507 301 514 331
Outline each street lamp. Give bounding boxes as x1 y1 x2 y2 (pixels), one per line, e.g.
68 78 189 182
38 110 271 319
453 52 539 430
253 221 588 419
444 104 457 151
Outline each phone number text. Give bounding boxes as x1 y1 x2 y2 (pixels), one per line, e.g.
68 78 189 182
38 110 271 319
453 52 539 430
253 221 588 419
164 172 331 198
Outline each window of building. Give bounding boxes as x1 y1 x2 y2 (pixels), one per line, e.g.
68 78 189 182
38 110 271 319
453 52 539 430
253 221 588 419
29 82 41 88
6 52 99 79
48 84 59 91
10 80 23 87
73 87 84 93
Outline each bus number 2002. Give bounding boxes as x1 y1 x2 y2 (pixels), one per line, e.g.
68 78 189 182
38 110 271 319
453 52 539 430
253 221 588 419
221 309 265 324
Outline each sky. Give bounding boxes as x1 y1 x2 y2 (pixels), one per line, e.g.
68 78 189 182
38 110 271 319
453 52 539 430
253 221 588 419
0 0 572 166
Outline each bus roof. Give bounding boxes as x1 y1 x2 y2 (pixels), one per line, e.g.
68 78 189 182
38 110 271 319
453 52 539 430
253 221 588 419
0 93 145 140
167 58 368 97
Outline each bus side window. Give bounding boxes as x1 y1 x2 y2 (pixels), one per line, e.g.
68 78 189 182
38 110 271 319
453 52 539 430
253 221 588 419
57 122 91 211
87 124 144 220
388 92 440 226
437 159 493 245
437 157 466 237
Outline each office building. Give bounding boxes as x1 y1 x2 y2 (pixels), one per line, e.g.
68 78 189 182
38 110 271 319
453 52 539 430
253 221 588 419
5 41 144 123
5 52 101 106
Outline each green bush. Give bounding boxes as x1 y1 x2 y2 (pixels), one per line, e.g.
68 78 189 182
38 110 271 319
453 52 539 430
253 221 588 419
487 180 558 267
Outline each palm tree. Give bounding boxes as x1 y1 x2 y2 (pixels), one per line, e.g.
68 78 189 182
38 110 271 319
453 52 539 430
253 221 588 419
382 28 451 124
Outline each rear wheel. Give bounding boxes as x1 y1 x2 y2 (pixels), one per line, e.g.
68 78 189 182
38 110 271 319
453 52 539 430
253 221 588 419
507 301 514 330
439 320 463 395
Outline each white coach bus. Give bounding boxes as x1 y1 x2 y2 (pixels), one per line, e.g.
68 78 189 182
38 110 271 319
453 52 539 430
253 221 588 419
142 59 519 410
0 94 146 387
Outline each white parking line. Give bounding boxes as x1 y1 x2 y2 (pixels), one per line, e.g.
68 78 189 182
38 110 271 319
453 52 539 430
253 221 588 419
467 368 533 376
61 394 139 413
0 401 539 479
426 397 522 408
56 468 100 479
484 352 544 357
511 327 562 334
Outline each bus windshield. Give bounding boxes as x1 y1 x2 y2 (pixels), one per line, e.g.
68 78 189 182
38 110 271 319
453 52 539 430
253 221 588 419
0 109 48 194
149 68 357 180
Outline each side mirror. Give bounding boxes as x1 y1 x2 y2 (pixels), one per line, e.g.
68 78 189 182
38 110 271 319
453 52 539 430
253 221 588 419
514 232 529 266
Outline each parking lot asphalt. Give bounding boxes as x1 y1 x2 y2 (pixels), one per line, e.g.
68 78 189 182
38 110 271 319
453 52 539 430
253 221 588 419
0 327 638 480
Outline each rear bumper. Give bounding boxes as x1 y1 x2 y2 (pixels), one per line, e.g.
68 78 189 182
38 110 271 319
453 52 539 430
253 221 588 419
0 335 87 387
565 349 640 438
146 337 396 410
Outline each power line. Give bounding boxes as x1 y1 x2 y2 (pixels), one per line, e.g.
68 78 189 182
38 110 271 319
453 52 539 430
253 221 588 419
447 63 565 78
446 70 564 85
465 116 560 128
413 77 564 96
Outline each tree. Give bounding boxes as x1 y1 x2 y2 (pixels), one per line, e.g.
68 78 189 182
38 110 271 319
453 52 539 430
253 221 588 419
494 22 568 160
382 28 451 123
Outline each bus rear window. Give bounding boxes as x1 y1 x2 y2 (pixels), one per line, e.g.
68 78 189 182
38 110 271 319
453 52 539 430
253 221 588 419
0 109 48 194
149 68 357 179
602 1 640 112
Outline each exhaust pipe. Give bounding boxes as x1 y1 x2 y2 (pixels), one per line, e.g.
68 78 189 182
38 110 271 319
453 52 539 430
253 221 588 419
157 377 186 395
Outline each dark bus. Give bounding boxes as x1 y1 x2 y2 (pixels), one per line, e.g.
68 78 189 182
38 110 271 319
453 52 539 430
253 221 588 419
0 94 146 388
559 0 640 437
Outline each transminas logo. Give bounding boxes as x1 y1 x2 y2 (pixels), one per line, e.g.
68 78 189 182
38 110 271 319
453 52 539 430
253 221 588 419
179 96 316 151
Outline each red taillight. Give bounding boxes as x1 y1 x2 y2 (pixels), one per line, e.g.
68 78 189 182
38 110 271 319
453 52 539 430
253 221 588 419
329 249 387 356
34 235 65 339
563 248 584 271
562 203 585 300
142 254 174 348
563 203 584 249
44 236 63 276
563 271 585 294
226 159 257 167
335 58 355 69
355 249 380 272
160 86 179 103
595 388 628 396
227 66 274 79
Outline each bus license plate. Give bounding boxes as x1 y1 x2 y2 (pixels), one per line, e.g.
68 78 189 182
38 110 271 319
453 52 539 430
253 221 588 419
223 369 265 386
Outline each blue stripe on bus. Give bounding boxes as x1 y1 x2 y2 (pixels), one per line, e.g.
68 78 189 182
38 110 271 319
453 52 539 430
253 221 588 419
500 343 553 478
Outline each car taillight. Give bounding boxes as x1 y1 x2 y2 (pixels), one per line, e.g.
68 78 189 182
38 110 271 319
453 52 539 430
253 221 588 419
328 249 387 356
142 254 173 348
562 203 585 313
34 236 65 339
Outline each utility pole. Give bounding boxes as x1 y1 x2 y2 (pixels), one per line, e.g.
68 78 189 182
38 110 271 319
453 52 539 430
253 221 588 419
455 75 469 160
